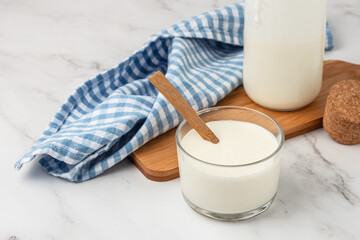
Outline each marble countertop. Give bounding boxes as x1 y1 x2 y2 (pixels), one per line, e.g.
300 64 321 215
1 0 360 239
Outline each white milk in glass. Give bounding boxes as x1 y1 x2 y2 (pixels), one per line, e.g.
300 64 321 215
243 0 327 110
178 120 281 214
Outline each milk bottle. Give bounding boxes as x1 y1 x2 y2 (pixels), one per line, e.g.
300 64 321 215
243 0 327 110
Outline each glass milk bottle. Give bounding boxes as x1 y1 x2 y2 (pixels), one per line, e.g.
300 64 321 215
243 0 327 110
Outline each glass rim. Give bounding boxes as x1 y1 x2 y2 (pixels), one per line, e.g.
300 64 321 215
175 106 285 167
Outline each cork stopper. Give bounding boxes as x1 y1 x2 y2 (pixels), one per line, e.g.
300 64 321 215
323 79 360 145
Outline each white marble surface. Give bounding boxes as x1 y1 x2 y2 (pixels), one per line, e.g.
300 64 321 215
1 0 360 239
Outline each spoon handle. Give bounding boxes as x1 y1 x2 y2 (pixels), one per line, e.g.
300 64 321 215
149 71 219 144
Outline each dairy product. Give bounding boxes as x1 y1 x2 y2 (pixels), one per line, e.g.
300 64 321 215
243 36 324 110
178 120 281 214
243 0 327 110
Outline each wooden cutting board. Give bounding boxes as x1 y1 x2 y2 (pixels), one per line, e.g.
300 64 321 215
130 60 360 181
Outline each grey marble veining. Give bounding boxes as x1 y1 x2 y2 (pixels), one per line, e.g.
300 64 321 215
0 0 360 239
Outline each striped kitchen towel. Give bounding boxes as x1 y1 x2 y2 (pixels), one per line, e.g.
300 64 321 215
15 2 334 182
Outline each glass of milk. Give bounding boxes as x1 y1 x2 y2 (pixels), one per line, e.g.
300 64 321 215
175 106 284 221
243 0 327 110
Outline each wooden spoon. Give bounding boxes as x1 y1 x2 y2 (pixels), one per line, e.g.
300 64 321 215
149 71 219 144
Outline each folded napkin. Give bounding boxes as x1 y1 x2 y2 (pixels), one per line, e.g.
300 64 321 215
16 2 334 182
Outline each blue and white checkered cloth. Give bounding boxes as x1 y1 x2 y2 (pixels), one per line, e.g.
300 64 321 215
16 2 334 182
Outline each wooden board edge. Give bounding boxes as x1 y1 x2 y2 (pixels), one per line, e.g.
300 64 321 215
129 154 179 181
285 119 323 140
